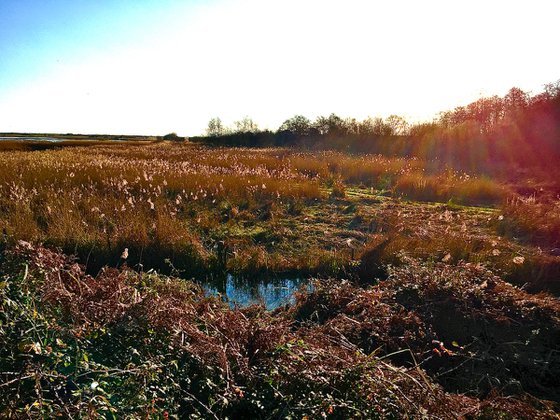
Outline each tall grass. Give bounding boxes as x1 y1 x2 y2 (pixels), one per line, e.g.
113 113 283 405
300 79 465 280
0 142 512 273
394 172 509 205
498 196 560 247
0 144 322 272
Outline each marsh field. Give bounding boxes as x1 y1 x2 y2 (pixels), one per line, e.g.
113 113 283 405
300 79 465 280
1 138 560 418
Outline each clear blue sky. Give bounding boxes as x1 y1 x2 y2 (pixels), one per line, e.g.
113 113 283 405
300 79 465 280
1 1 183 89
1 0 558 135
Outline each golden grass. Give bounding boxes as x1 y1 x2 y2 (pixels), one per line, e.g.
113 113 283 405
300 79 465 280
0 143 321 271
394 171 509 205
498 196 560 247
0 141 513 273
289 151 423 187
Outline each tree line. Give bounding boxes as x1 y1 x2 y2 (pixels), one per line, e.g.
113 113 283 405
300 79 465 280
203 114 410 141
191 80 560 171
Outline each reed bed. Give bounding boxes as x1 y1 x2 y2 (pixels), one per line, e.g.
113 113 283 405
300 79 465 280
0 142 509 274
498 195 560 247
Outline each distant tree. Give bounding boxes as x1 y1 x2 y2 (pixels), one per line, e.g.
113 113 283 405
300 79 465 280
543 79 560 99
343 117 360 135
531 80 560 109
384 115 409 135
505 87 528 108
163 132 183 141
312 115 330 136
233 116 259 134
358 117 376 136
279 115 312 137
439 106 468 128
313 113 346 136
504 87 529 117
439 95 503 133
359 117 393 136
206 117 227 136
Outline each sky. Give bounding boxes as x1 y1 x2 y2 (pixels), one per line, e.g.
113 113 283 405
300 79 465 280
0 0 558 136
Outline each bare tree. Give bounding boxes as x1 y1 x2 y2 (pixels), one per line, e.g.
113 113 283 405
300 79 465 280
233 116 259 133
384 115 409 135
206 117 227 136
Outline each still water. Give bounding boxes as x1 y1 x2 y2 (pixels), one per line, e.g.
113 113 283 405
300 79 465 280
203 274 311 310
0 136 64 142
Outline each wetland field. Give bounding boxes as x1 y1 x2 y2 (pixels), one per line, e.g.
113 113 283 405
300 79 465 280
1 139 560 418
2 0 560 417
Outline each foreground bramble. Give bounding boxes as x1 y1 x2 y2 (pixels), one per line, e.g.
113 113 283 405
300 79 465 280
0 242 558 418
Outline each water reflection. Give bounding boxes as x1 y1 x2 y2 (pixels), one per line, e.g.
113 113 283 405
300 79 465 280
203 274 311 310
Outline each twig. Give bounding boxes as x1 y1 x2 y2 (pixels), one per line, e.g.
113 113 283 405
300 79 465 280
182 390 220 420
0 374 34 388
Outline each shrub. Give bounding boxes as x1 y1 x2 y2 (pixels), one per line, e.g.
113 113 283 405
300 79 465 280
3 243 557 417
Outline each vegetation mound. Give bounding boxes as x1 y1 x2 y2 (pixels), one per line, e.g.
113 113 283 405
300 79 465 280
1 242 558 418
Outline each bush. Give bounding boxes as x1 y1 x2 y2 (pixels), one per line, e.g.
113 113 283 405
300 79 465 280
2 242 558 417
162 132 184 141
